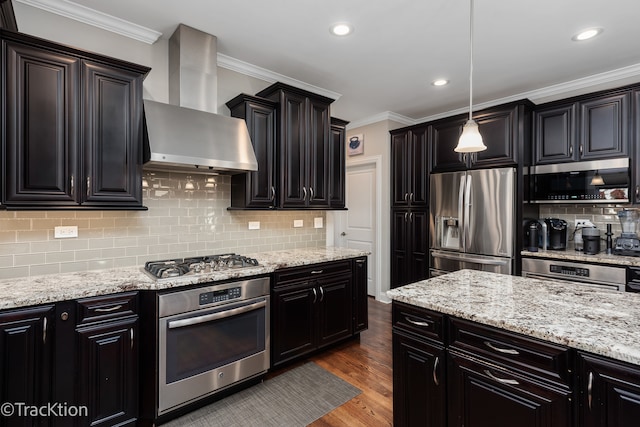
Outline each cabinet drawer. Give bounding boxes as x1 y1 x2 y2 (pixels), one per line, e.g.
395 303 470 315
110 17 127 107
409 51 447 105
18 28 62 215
76 292 138 325
392 301 444 344
449 318 571 386
274 260 352 286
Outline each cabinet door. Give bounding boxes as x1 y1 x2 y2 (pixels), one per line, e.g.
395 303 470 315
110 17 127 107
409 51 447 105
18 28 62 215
76 317 137 427
430 118 466 172
82 60 144 207
391 131 410 207
408 127 429 207
634 89 640 203
533 104 576 164
329 119 347 209
448 352 572 427
578 352 640 427
0 306 54 426
391 209 411 288
353 257 368 333
279 92 308 208
271 283 316 366
306 98 330 207
3 40 79 206
473 106 518 168
316 274 353 347
393 330 446 427
579 92 629 160
409 210 429 283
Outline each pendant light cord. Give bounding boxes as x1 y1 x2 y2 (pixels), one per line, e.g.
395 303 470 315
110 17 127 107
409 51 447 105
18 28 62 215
468 0 474 122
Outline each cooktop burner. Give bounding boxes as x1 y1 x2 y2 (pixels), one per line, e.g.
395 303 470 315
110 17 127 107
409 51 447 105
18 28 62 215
144 253 259 279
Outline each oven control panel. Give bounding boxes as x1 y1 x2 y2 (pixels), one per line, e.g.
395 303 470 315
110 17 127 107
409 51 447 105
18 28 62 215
549 264 589 278
199 287 242 305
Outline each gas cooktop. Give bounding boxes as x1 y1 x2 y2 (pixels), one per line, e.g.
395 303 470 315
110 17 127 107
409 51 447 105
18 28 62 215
144 253 259 279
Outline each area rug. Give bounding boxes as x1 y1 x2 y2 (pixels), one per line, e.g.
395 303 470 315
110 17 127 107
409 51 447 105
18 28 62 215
163 362 362 427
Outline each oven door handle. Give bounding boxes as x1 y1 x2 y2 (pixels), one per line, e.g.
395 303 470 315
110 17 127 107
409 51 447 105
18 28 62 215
168 299 267 329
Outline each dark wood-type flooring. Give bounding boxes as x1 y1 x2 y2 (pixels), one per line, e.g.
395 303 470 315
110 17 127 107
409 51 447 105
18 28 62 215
271 298 393 426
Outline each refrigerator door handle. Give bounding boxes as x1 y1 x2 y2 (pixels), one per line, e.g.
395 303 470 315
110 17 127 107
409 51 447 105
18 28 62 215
431 250 509 266
464 174 472 251
458 175 466 250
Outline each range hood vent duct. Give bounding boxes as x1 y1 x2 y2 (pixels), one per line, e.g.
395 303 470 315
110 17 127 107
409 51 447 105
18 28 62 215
143 24 257 174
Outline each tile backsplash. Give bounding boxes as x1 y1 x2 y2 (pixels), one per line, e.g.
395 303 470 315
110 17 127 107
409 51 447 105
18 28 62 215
0 172 326 279
538 204 626 241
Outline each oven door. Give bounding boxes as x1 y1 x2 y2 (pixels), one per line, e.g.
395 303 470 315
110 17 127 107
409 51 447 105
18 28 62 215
158 295 270 415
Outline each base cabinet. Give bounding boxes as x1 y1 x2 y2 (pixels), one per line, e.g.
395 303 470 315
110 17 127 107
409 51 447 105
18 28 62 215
578 352 640 427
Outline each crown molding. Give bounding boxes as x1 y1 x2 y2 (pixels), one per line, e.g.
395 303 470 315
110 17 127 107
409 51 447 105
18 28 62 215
14 0 162 44
346 111 416 130
217 53 342 102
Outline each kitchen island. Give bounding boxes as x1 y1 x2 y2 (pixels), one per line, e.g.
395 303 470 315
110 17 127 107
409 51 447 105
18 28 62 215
387 269 640 427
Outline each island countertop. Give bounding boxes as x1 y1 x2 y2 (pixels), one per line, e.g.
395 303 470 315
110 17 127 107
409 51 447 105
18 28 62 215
0 247 368 311
387 269 640 366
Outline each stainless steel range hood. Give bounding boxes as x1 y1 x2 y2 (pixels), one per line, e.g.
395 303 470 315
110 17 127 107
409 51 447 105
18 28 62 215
143 24 257 174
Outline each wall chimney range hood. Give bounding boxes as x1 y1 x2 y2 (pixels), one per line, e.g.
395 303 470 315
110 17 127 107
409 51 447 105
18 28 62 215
143 24 257 174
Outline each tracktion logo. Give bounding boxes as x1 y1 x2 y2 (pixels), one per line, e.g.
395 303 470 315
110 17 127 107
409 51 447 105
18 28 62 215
1 402 88 418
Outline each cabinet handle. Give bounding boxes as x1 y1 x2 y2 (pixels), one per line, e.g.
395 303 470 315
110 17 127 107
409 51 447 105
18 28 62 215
580 144 583 155
588 371 593 411
484 369 519 385
311 270 324 274
636 185 639 202
409 212 413 222
70 175 75 197
404 212 409 222
569 145 573 156
95 304 123 313
42 317 47 344
433 356 440 386
410 192 414 203
271 186 276 201
309 187 314 201
130 328 134 350
405 316 431 327
86 176 90 196
404 193 409 202
355 259 365 264
484 340 520 355
319 286 325 302
312 288 318 304
302 187 307 200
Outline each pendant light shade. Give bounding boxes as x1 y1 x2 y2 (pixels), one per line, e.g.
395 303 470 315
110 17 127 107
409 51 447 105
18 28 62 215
455 0 487 153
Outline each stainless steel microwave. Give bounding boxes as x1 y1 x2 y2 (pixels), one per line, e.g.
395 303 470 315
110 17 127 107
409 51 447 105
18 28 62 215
530 158 630 203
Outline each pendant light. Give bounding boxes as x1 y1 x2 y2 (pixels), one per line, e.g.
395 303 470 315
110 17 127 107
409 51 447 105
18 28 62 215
455 0 487 153
590 170 604 186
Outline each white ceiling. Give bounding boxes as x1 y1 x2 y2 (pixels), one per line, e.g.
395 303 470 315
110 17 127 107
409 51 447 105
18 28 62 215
13 0 640 126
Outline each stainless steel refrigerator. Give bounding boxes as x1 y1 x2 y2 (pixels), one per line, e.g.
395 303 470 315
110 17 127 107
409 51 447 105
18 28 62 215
429 167 515 276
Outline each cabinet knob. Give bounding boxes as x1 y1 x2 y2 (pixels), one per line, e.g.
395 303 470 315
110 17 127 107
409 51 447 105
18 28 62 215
340 232 347 236
60 312 69 321
569 145 573 155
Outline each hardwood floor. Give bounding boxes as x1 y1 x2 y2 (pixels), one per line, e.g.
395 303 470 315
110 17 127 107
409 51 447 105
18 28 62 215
309 298 393 426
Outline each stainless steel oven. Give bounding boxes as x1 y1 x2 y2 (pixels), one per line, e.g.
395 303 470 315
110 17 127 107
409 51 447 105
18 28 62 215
522 258 626 292
157 276 270 415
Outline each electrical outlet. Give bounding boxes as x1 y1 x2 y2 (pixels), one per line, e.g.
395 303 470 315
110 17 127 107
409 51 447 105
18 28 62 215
248 221 260 230
54 225 78 239
293 220 304 228
575 219 595 229
314 217 323 228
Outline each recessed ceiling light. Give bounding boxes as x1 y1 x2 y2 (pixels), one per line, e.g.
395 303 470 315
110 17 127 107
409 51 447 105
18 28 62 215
330 23 353 36
432 79 449 87
572 28 603 41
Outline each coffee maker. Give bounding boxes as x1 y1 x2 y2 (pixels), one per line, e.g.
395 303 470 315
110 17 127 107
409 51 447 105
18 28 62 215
544 218 568 250
614 209 640 256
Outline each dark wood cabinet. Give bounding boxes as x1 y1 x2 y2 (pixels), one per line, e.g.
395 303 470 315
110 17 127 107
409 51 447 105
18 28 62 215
430 101 532 172
634 89 640 203
0 305 54 425
390 126 429 208
577 352 640 427
534 90 630 165
390 209 428 288
329 118 349 209
352 257 368 333
271 260 357 367
392 302 446 427
256 82 335 209
0 0 18 32
227 94 277 209
1 30 149 210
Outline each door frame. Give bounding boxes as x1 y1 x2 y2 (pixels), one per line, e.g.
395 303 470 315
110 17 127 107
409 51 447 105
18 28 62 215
328 155 383 302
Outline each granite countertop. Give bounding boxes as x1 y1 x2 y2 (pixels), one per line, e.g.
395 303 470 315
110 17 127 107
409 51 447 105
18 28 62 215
387 269 640 365
0 247 368 311
522 245 640 266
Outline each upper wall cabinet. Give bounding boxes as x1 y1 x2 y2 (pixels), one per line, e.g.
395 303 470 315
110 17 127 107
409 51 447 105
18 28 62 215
431 101 533 172
250 82 339 209
329 117 349 209
390 125 429 208
534 90 630 165
1 30 150 210
227 94 277 209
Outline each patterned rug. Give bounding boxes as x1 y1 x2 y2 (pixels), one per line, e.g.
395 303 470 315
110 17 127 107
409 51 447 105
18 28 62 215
163 362 362 426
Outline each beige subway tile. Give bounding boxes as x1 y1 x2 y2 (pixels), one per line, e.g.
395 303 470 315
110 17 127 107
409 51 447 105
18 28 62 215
0 231 16 243
74 249 102 261
88 238 115 250
62 219 90 229
0 242 30 256
16 230 49 242
60 261 89 274
103 228 129 238
60 239 89 251
0 219 31 231
30 264 61 276
31 241 61 253
15 253 45 266
126 246 148 257
79 228 104 239
88 259 114 271
127 226 150 236
148 244 170 255
114 257 138 268
0 266 29 279
75 211 104 219
45 211 76 219
114 237 138 247
46 251 75 263
0 255 12 268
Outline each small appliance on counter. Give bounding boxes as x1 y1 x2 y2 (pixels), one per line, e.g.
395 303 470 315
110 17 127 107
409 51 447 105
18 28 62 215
544 218 568 250
523 219 541 252
581 227 601 255
614 209 640 256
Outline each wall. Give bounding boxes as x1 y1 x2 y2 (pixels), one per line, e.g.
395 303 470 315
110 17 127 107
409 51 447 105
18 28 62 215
0 173 326 279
